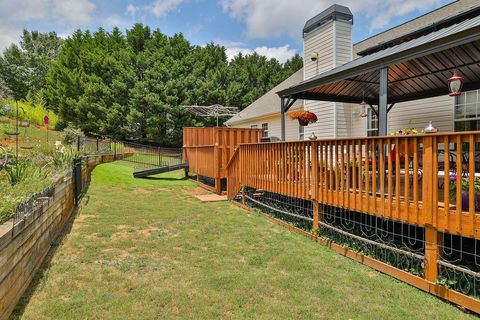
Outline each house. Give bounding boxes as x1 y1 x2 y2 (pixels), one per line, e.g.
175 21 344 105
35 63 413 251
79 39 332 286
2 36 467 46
225 69 304 140
226 0 480 140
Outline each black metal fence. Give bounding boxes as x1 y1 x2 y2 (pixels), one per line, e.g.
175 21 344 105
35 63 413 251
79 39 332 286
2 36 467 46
114 140 183 171
77 137 112 155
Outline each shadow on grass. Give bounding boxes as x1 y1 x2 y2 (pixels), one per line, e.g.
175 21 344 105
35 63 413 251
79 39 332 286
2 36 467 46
137 176 188 181
10 202 80 320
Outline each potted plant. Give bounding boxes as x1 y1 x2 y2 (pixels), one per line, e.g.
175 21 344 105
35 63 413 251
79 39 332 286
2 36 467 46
389 127 424 136
449 174 480 211
289 111 318 126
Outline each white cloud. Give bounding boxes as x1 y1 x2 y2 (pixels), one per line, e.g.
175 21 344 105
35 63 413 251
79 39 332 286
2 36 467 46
225 44 297 62
52 0 95 25
0 22 22 51
0 0 95 50
104 14 128 28
126 4 139 16
220 0 444 38
151 0 185 17
187 24 204 35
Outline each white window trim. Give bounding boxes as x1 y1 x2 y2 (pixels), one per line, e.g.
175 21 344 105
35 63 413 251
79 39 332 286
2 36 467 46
262 123 268 138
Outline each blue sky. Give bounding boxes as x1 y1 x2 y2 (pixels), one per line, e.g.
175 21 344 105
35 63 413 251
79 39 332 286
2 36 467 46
0 0 453 62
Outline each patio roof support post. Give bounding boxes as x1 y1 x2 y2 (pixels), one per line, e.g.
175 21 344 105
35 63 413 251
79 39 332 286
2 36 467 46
378 67 389 136
281 97 286 141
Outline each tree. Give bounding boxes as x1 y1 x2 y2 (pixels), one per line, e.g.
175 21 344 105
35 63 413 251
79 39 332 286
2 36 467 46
44 24 303 146
0 30 63 100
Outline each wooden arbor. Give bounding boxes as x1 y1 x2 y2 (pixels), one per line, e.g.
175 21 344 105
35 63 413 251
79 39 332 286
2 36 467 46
183 127 263 193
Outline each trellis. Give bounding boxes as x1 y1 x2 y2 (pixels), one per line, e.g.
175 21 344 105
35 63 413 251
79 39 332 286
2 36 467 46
184 104 238 126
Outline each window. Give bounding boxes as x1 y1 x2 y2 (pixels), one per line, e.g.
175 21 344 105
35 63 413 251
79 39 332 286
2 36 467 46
454 90 480 132
367 108 378 136
250 124 258 129
299 123 304 140
262 123 268 137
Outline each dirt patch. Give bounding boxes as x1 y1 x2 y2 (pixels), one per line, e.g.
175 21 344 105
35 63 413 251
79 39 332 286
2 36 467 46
111 230 130 241
133 188 153 195
137 226 162 238
76 214 96 222
184 186 209 196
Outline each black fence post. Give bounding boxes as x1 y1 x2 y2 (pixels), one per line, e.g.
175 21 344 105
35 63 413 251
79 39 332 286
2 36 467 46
96 138 99 154
158 147 161 167
73 158 83 205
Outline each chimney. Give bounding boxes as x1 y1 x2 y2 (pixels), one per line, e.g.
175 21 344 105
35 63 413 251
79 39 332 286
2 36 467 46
302 4 353 139
303 4 353 80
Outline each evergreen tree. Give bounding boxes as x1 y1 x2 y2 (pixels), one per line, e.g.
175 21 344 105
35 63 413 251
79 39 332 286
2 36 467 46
41 24 302 146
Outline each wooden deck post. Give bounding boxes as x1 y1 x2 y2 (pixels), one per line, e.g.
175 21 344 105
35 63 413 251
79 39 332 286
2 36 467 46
422 136 434 226
214 143 221 194
424 226 442 282
241 185 246 205
311 141 320 231
422 136 441 282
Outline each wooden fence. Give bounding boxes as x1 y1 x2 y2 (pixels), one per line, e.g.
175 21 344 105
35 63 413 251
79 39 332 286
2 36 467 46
183 127 263 193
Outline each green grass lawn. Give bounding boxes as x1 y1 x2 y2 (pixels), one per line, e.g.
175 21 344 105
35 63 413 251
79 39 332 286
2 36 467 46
13 162 476 319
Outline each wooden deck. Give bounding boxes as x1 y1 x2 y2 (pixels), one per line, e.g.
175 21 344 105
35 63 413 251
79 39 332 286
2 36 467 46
183 127 263 193
226 132 480 239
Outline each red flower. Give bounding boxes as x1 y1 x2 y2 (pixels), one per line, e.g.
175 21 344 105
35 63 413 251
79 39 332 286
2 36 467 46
289 111 317 124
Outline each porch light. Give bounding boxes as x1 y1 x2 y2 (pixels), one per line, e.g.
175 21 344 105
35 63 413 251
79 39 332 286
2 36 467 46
359 92 367 118
448 69 464 96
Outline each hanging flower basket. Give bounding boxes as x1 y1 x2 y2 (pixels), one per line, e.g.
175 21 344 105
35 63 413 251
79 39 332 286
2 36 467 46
289 111 318 126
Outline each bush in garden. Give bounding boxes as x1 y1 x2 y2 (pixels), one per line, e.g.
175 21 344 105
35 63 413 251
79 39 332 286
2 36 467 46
62 128 84 145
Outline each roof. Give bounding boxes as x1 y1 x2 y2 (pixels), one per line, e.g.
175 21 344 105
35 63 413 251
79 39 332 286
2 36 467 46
226 69 303 125
354 0 479 55
357 3 480 56
278 14 480 105
303 4 353 36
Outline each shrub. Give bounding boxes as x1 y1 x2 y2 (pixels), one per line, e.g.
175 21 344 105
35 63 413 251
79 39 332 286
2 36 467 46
62 128 84 145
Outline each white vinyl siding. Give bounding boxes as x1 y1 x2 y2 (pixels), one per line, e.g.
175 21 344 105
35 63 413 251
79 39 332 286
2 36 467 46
229 114 301 141
388 95 454 133
334 20 353 65
304 21 334 80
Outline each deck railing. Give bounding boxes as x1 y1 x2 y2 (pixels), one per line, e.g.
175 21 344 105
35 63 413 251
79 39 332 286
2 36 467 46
183 127 263 192
227 132 480 238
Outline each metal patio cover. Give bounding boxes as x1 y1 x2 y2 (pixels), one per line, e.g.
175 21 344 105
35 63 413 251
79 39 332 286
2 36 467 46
277 14 480 106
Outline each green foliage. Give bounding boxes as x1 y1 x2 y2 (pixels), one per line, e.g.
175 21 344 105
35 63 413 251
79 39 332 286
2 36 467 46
0 30 63 100
45 24 302 146
62 127 84 145
5 158 32 185
51 142 78 169
0 139 76 222
448 174 480 201
0 154 52 222
1 95 58 128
